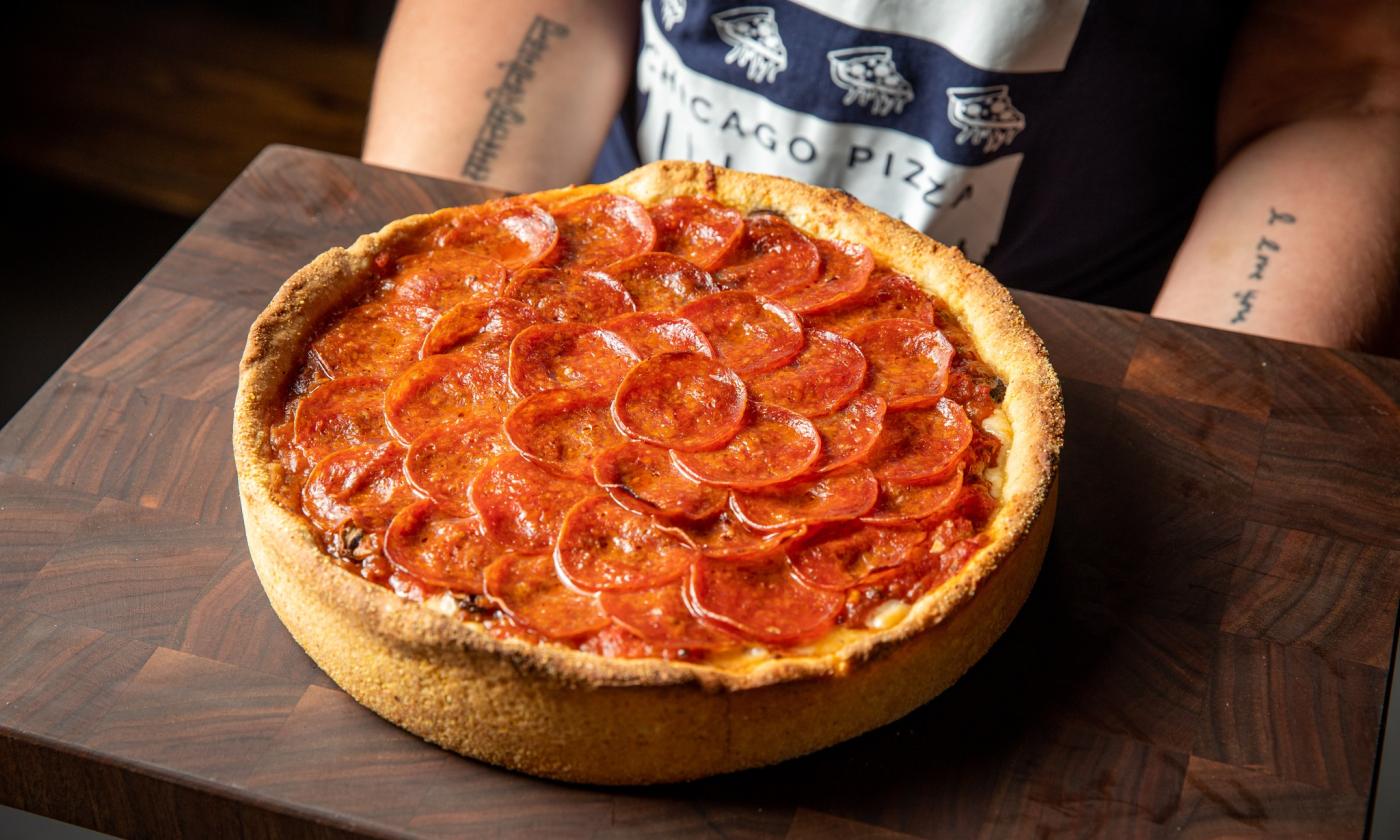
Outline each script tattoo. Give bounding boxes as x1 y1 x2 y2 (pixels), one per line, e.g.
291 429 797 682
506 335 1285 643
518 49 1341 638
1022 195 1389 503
461 15 570 181
1230 207 1296 324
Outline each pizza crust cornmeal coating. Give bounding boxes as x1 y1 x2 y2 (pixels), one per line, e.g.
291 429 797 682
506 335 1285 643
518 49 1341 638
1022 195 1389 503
233 160 1064 784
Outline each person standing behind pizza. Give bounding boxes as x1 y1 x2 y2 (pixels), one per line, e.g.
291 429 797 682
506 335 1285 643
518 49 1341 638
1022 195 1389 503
363 0 1399 352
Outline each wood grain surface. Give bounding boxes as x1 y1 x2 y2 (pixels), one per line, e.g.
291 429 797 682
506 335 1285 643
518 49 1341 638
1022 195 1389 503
1 146 1397 839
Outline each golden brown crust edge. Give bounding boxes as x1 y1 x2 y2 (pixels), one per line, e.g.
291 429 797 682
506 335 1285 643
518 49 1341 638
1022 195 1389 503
233 160 1064 783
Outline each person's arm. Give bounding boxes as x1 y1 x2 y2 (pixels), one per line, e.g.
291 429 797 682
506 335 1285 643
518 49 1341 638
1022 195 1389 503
1152 0 1400 350
363 0 638 192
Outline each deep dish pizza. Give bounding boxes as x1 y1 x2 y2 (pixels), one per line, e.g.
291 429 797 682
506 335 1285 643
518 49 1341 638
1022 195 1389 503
233 161 1062 784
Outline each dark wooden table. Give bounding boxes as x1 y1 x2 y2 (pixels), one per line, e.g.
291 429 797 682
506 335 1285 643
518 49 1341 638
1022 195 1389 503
3 145 1398 839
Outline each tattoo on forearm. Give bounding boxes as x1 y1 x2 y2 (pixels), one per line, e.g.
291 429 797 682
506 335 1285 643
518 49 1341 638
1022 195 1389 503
1249 236 1279 280
1231 289 1257 322
461 15 570 181
1230 206 1296 324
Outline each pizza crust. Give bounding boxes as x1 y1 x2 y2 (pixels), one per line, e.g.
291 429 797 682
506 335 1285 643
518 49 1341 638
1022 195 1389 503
233 160 1063 783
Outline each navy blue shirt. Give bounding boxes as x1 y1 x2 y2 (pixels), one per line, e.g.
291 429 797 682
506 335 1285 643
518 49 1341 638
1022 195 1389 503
594 1 1243 310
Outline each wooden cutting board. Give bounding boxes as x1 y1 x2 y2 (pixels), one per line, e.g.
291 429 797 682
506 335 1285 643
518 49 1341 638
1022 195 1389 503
2 145 1397 839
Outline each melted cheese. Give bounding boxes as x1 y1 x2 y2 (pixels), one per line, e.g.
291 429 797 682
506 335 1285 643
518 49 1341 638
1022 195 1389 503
982 408 1012 499
425 591 461 617
865 599 911 630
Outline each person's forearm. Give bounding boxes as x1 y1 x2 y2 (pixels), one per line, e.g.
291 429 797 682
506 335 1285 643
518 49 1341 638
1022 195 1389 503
363 0 637 192
1153 114 1400 350
1153 0 1400 352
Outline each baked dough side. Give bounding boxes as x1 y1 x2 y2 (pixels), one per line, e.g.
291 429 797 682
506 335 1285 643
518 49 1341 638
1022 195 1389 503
232 160 1064 784
243 477 1052 783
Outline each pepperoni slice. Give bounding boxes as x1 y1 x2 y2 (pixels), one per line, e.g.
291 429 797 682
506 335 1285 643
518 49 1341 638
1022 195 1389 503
599 583 735 649
310 302 437 379
592 441 727 520
384 500 503 593
432 199 559 270
483 552 609 639
849 319 954 409
302 440 418 537
673 404 820 488
611 352 747 451
604 252 720 312
419 298 539 359
677 291 804 376
549 193 656 269
649 196 744 270
713 214 821 297
851 541 977 621
507 323 640 396
806 269 938 336
810 393 887 474
775 238 874 314
748 329 866 418
862 465 964 526
384 353 513 443
503 266 636 324
867 398 973 483
687 556 843 644
602 313 715 360
403 419 508 515
469 453 590 552
788 524 929 591
555 495 700 592
504 390 623 479
673 511 802 561
730 468 878 532
292 376 388 463
386 251 508 311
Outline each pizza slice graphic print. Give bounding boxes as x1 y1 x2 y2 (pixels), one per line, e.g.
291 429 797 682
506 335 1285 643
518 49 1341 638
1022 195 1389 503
827 46 915 117
712 6 788 84
661 0 686 31
946 85 1025 154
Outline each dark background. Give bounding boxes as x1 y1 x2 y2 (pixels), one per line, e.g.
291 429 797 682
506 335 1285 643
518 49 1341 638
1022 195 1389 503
1 0 394 426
